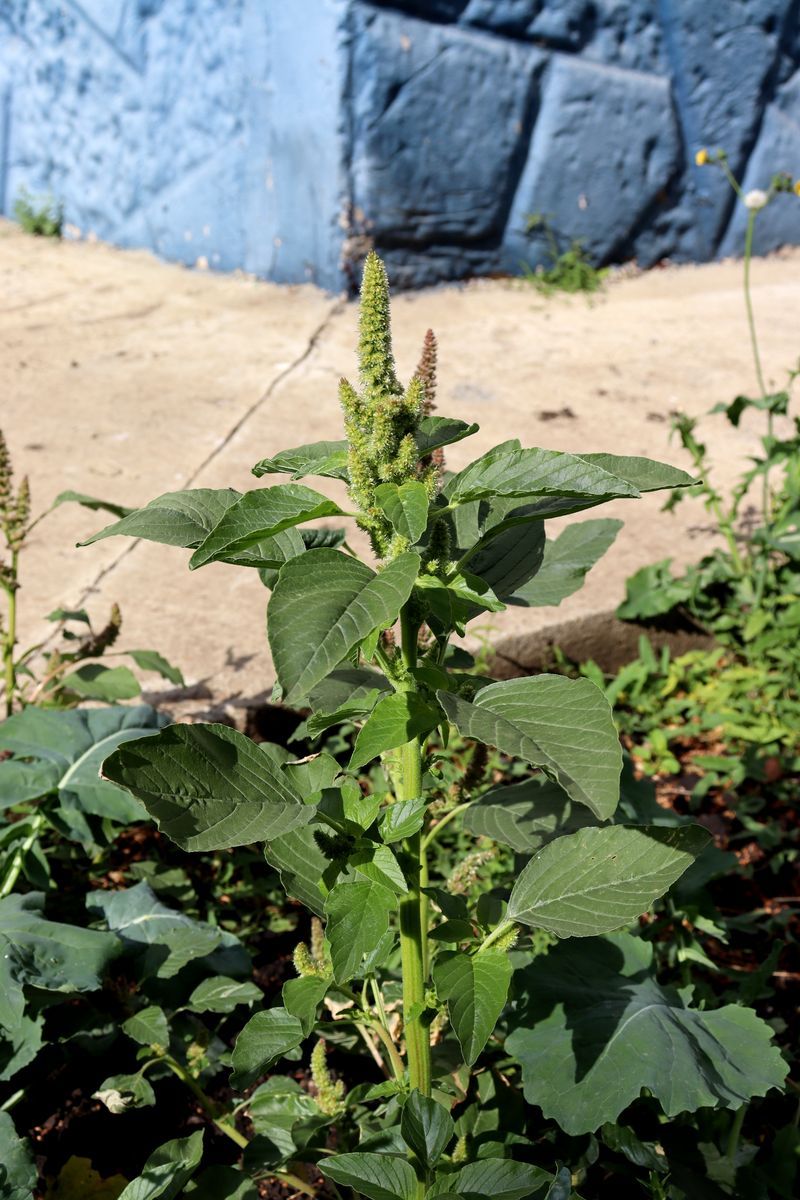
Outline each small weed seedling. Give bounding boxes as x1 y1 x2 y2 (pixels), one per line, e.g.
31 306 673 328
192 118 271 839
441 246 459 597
13 189 63 238
522 212 608 296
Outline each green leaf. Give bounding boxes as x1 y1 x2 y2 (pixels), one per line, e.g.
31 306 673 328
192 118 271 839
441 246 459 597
444 445 640 510
512 519 622 608
308 666 391 712
61 664 141 702
616 559 692 621
306 695 382 739
122 1005 169 1049
507 824 710 937
0 892 119 993
575 454 695 493
417 571 505 633
94 1072 156 1113
375 480 430 545
282 975 329 1036
47 607 91 625
321 1153 417 1200
350 843 408 893
264 824 330 916
350 692 441 771
79 489 240 548
54 490 132 518
117 1131 203 1200
268 550 420 705
230 1008 305 1089
189 484 344 569
187 976 261 1014
252 441 349 482
184 1167 258 1200
438 675 621 820
466 513 545 599
464 777 596 853
324 880 395 983
506 933 788 1134
452 1159 555 1200
0 705 168 822
416 415 479 458
0 1111 38 1200
102 723 311 851
88 882 220 978
401 1090 454 1168
380 798 428 843
432 949 511 1066
125 650 185 686
247 1076 328 1162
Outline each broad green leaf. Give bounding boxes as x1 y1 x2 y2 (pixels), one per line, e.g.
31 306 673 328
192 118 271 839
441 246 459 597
0 1112 37 1200
506 933 788 1134
306 694 382 739
117 1131 203 1200
375 480 430 544
282 975 329 1036
0 892 119 993
79 489 240 548
247 1076 328 1162
464 777 595 853
125 650 185 686
268 550 420 704
318 784 381 835
616 559 692 621
187 976 261 1014
189 484 344 569
88 882 220 978
417 570 505 632
452 1159 555 1200
249 528 309 582
122 1005 169 1049
264 824 330 916
416 415 479 458
308 666 391 712
324 880 395 983
252 440 349 482
349 692 441 771
94 1072 157 1113
230 1008 305 1088
438 675 621 820
185 1166 258 1200
401 1090 454 1167
444 445 640 509
432 949 511 1066
350 842 407 893
102 723 310 851
512 519 622 607
282 752 341 799
466 512 545 599
321 1153 417 1200
576 454 695 493
0 705 167 823
507 824 710 937
61 664 140 702
380 798 428 843
54 490 133 519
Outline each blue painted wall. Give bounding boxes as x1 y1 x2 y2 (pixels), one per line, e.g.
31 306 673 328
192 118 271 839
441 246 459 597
2 1 800 289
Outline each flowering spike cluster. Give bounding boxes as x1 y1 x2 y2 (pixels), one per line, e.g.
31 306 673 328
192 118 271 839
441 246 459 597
293 916 331 979
0 432 12 520
310 1039 346 1116
81 602 122 658
340 252 427 559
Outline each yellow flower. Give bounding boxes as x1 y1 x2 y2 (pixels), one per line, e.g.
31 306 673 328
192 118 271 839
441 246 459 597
794 180 800 197
695 148 709 166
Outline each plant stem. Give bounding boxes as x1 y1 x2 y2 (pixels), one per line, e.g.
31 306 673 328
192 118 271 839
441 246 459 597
421 801 474 851
726 1103 746 1161
164 1057 249 1150
0 811 45 899
743 213 767 400
2 551 18 716
398 606 431 1099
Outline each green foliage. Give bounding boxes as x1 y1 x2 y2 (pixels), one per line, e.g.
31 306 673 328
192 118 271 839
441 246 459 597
13 189 63 238
0 253 789 1198
522 213 608 296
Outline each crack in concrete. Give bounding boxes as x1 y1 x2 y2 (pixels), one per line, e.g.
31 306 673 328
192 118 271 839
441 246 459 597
70 296 346 617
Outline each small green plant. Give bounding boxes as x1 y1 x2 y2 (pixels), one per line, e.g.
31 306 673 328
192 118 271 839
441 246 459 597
521 212 608 295
618 149 800 660
5 252 777 1197
13 188 63 238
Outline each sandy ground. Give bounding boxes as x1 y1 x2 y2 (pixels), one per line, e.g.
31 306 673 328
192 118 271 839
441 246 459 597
2 220 798 711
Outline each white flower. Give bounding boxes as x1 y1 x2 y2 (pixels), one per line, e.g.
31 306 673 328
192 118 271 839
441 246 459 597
744 189 769 211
